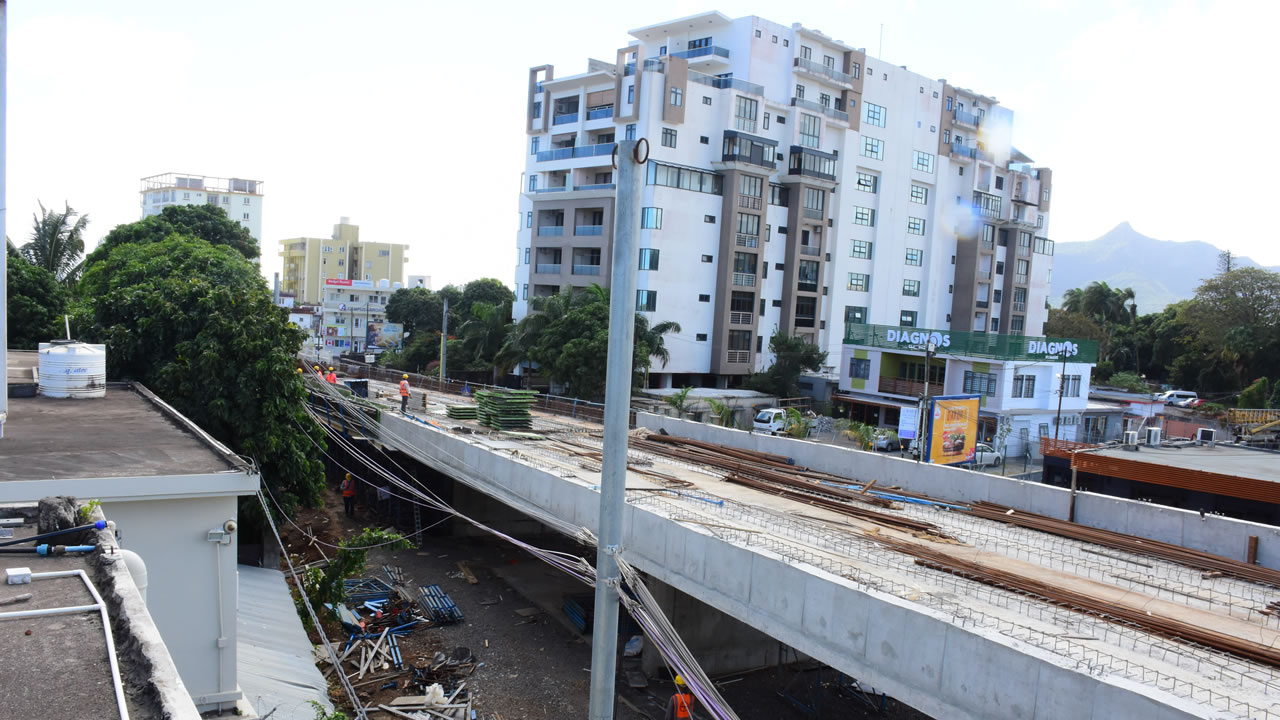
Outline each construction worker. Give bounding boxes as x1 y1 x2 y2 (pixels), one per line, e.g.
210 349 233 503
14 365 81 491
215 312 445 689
399 374 411 412
313 365 321 375
340 472 356 518
326 366 338 384
665 675 695 720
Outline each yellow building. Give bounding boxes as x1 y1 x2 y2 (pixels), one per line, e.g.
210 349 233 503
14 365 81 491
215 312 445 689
278 217 409 304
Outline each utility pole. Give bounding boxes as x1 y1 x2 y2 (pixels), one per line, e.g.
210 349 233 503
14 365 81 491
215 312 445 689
588 138 645 720
439 297 448 382
1054 354 1067 442
916 340 937 463
0 2 8 439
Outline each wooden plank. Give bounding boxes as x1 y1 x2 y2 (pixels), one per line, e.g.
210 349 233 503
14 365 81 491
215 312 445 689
457 561 479 585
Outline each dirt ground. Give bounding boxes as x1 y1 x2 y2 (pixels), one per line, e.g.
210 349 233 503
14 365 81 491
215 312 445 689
284 485 931 720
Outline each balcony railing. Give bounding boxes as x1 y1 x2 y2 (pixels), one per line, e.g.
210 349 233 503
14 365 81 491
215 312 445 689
572 264 601 276
1012 301 1027 312
980 239 995 251
793 57 853 85
802 208 824 220
671 46 729 61
552 112 578 125
976 300 990 309
736 234 759 248
730 311 753 325
688 71 762 95
978 269 992 280
879 376 927 397
586 107 614 121
738 195 763 210
732 272 756 287
575 225 604 236
535 142 616 163
537 226 564 236
949 141 977 160
954 109 981 127
790 97 849 123
532 187 567 194
1016 245 1031 257
534 264 561 274
1015 274 1029 285
575 183 616 192
799 244 821 256
726 350 751 364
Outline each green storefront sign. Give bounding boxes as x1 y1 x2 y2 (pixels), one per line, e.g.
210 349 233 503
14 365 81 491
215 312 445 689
844 323 1098 364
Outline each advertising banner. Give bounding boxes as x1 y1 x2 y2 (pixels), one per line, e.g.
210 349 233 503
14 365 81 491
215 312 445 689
897 407 919 440
925 394 980 465
365 322 403 351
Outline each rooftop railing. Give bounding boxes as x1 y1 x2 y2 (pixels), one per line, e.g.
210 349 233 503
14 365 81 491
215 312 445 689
793 57 853 85
671 46 729 61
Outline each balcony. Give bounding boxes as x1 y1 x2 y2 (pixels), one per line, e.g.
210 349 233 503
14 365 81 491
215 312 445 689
732 272 756 287
879 376 927 397
953 109 981 128
1016 245 1031 257
534 264 561 274
575 225 604 236
802 208 824 220
552 112 579 126
799 244 821 256
793 57 853 87
949 141 977 161
670 46 730 62
736 234 759 248
972 192 1002 218
730 311 753 325
1014 274 1029 285
726 350 751 364
536 142 616 163
978 269 993 280
790 97 849 123
980 239 995 251
537 226 564 236
738 195 763 210
788 145 838 182
976 300 990 309
586 106 614 121
572 264 601 276
532 186 567 194
574 183 616 192
688 71 762 95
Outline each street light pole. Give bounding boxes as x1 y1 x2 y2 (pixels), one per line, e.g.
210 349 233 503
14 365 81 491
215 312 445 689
917 340 937 462
439 297 449 383
1054 354 1067 442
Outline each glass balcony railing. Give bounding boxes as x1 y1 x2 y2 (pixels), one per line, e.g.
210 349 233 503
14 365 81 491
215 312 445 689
572 264 602 276
1012 301 1027 312
534 264 561 274
1015 274 1029 285
535 142 616 162
532 187 567 193
552 112 578 125
688 71 762 95
537 226 564 236
799 244 821 256
949 141 977 160
575 225 604 236
575 183 616 192
670 46 729 61
793 57 853 85
954 109 981 127
586 107 614 120
790 97 849 122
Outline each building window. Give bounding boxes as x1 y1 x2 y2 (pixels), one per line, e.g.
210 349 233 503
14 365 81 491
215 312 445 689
243 212 250 220
913 150 935 173
704 214 715 223
636 290 657 312
910 184 928 204
849 357 870 379
243 197 251 205
528 175 538 192
850 62 861 79
963 371 998 397
1011 315 1025 334
524 247 531 264
755 29 762 38
800 45 812 59
818 93 831 109
1013 374 1036 398
641 207 663 229
847 273 870 292
625 124 636 140
701 254 713 263
522 284 528 300
696 333 708 342
733 96 759 133
733 251 757 275
670 86 684 107
946 96 953 111
853 207 875 226
851 240 872 259
855 172 878 193
639 248 660 270
900 311 918 327
795 84 805 99
1063 375 1082 398
903 279 921 297
862 102 886 127
526 211 533 228
991 317 1000 332
661 128 677 148
627 85 634 104
737 212 761 238
802 187 825 215
699 294 711 302
845 306 867 325
862 137 884 160
1034 237 1056 255
905 248 923 266
772 35 778 43
768 184 789 206
531 137 540 155
799 113 821 148
995 176 1005 190
907 217 926 235
647 162 723 195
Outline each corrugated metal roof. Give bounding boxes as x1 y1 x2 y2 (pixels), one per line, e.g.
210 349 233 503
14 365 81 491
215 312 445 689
237 565 333 719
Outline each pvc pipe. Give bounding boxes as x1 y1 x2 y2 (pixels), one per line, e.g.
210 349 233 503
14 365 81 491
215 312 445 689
0 603 100 619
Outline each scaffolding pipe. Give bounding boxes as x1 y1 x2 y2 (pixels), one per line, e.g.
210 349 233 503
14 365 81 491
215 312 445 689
588 138 644 720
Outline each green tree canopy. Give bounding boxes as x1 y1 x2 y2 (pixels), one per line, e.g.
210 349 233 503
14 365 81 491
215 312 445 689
744 331 827 398
21 201 88 285
385 279 514 339
87 204 259 266
79 233 324 514
6 253 70 349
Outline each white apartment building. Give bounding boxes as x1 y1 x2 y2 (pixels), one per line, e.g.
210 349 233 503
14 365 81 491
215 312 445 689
140 172 264 243
320 278 396 355
514 12 1085 439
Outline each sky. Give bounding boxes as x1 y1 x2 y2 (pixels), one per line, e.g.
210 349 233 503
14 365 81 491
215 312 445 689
8 0 1279 289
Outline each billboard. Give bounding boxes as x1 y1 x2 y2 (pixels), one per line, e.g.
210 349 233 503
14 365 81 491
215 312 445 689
924 394 980 465
365 322 403 351
325 278 375 290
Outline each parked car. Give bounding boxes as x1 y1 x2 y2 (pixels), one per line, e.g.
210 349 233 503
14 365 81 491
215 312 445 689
1176 397 1204 408
973 443 1003 467
1157 390 1198 405
753 408 788 435
873 431 902 451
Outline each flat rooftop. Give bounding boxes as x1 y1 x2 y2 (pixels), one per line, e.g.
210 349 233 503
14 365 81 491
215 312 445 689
1088 443 1279 483
1 371 241 482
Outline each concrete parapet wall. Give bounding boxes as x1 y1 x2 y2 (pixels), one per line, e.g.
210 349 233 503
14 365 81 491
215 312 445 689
636 413 1280 570
375 414 1213 719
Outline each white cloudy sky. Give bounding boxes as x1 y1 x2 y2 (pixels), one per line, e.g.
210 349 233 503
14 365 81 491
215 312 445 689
8 0 1278 288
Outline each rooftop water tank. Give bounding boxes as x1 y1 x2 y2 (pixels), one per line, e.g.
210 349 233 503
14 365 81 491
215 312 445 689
38 341 107 399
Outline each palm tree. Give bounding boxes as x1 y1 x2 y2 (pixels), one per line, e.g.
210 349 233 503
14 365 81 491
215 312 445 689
635 314 682 387
706 398 736 427
23 202 88 285
1061 287 1086 314
458 301 513 383
666 386 694 417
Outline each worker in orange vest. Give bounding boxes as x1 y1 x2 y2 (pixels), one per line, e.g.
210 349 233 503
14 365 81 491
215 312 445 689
340 472 356 518
326 367 338 384
399 374 411 412
664 675 695 720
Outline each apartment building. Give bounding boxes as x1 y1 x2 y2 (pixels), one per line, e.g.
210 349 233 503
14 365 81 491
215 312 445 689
140 172 264 242
514 12 1073 419
319 278 395 354
278 217 409 305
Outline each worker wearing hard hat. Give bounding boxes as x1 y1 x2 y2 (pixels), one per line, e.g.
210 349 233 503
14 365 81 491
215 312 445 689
313 365 320 374
664 675 695 720
399 374 411 412
326 367 338 384
340 472 357 518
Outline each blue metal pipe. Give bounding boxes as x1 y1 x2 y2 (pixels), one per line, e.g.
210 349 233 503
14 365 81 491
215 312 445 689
0 521 105 547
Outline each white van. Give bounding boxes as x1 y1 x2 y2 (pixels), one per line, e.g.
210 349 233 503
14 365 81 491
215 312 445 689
753 408 788 435
1158 390 1197 405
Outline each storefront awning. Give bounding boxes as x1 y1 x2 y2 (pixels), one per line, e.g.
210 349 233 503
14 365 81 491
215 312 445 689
834 392 916 410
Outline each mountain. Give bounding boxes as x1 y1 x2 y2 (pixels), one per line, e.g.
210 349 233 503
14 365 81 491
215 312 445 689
1050 223 1280 314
